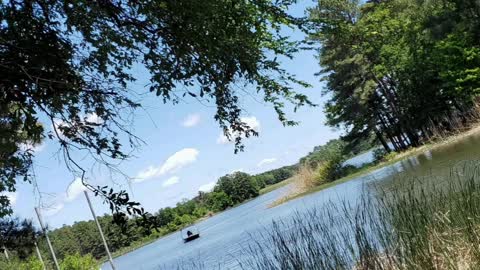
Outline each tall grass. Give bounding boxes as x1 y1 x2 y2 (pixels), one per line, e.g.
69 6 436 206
241 162 480 270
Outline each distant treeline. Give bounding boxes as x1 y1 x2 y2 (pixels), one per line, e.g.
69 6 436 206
34 167 296 260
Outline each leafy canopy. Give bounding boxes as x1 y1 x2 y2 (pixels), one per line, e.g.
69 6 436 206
0 0 311 220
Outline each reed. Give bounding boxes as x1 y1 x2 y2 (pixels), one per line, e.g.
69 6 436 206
241 162 480 270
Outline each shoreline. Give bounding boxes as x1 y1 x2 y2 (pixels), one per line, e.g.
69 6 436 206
99 180 291 263
269 124 480 207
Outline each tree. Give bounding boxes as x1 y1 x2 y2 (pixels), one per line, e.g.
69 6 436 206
300 139 346 168
0 0 312 219
310 0 480 153
155 207 176 227
0 218 39 260
214 172 259 204
205 191 233 212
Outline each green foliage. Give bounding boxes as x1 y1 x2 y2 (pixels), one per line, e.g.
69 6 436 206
383 151 398 162
60 253 98 270
253 165 296 187
372 148 388 163
314 157 344 183
0 256 44 270
373 146 398 163
23 256 45 270
0 218 39 259
214 172 259 204
311 0 480 154
205 192 233 212
155 207 176 227
301 139 347 168
300 137 379 185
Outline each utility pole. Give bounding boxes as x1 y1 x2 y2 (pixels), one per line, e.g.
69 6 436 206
34 241 46 270
2 245 9 261
84 190 116 270
35 207 60 270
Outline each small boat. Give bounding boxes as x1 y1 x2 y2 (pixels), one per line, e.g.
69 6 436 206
181 226 200 243
183 232 200 243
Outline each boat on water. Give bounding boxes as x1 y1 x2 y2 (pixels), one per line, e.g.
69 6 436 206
183 232 200 242
182 226 200 243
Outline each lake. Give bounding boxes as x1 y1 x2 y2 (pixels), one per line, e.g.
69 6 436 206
102 133 480 270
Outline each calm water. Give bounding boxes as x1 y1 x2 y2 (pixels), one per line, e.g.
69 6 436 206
102 134 480 270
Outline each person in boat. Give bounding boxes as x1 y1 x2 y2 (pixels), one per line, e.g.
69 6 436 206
187 230 193 237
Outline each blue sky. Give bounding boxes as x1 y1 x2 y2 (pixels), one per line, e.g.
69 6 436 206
7 1 342 229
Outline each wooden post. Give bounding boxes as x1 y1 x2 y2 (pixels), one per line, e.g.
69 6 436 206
35 207 60 270
34 242 46 270
84 191 116 270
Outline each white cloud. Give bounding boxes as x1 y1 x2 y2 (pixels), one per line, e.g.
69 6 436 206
229 168 244 174
217 116 261 144
37 178 86 217
257 158 277 167
216 134 230 144
136 166 159 180
43 203 64 217
135 148 199 182
19 142 46 153
181 113 201 128
159 148 199 174
198 181 216 192
65 178 87 202
162 176 180 187
85 113 104 124
52 114 103 140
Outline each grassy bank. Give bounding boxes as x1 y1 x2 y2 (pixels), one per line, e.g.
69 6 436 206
270 124 480 207
259 178 293 195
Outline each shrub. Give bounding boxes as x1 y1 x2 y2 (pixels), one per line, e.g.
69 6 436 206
294 157 345 192
0 256 44 270
373 148 397 163
192 206 208 218
23 256 45 270
314 156 344 183
60 253 98 270
336 164 358 178
372 148 388 163
205 191 233 212
294 164 320 190
383 151 398 161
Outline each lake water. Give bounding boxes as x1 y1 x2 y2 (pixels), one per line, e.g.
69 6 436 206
102 133 480 270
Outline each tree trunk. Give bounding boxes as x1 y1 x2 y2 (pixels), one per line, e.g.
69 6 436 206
374 127 391 153
378 115 400 151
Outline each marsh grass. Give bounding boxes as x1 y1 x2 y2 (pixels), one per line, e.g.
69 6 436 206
241 162 480 270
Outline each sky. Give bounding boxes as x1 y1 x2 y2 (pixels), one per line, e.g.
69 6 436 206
6 1 342 229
